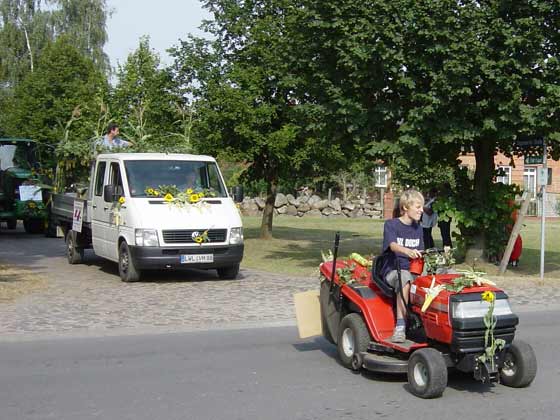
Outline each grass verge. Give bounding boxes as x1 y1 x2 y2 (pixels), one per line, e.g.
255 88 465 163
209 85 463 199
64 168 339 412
241 216 560 279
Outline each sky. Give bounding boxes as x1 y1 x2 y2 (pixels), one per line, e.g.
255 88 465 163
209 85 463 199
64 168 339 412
105 0 210 69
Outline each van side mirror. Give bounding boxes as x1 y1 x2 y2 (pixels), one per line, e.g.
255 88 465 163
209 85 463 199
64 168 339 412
103 185 115 202
232 185 244 203
103 185 123 202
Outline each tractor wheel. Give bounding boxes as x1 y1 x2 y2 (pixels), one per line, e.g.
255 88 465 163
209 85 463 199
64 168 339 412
118 241 141 282
7 219 17 229
407 348 448 399
66 230 84 264
337 313 370 370
217 264 240 280
23 218 44 234
500 340 537 388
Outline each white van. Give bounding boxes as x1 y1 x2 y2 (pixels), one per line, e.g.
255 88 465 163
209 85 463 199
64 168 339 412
52 153 244 282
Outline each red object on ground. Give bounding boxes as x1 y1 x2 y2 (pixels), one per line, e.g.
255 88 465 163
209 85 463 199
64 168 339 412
510 235 522 262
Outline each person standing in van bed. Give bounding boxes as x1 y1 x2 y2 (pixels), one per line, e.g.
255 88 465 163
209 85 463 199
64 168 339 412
93 123 131 155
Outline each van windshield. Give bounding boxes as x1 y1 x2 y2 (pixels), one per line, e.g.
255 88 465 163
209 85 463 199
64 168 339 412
124 160 227 198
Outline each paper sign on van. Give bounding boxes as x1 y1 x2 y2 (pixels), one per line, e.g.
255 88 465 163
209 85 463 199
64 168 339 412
72 200 84 233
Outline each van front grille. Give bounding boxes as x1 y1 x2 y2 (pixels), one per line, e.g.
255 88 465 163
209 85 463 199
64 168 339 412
162 229 227 244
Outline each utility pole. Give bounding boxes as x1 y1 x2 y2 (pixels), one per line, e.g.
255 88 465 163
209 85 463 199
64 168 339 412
539 140 547 280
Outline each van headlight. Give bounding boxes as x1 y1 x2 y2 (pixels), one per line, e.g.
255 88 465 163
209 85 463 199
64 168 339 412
135 229 159 247
451 298 513 319
229 227 243 244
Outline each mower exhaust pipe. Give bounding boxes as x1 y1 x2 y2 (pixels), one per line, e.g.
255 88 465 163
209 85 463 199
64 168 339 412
329 232 340 293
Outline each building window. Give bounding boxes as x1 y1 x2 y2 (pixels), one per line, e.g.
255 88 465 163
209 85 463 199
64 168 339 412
496 166 512 185
524 167 537 198
374 166 388 188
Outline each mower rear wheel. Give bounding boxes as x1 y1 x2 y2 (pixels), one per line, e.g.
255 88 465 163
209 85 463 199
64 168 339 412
500 340 537 388
407 348 448 399
337 313 370 370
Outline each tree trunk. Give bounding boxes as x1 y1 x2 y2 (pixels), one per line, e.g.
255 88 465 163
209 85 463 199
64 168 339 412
260 176 278 239
465 137 496 262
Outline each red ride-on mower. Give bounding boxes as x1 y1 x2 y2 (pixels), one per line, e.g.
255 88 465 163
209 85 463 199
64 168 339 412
319 233 537 398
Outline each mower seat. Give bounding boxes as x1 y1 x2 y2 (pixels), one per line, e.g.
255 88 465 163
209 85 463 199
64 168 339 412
371 254 395 298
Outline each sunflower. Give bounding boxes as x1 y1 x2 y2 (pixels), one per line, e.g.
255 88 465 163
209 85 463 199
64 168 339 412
28 201 37 209
189 193 200 203
118 196 125 205
481 290 495 303
186 188 193 194
164 193 174 202
146 188 155 195
194 236 204 244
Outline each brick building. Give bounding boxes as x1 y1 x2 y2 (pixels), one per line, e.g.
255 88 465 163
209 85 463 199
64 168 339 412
379 154 560 218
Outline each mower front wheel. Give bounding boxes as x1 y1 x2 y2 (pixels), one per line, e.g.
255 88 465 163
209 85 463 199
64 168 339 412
407 348 448 399
337 313 370 370
500 340 537 388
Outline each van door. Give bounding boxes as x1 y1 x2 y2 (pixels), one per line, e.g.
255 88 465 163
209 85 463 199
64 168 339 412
105 161 125 261
91 161 109 257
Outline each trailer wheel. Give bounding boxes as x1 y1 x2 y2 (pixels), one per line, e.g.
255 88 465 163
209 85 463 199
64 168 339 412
407 348 448 399
337 313 370 370
66 231 84 264
7 219 17 229
118 241 141 282
500 340 537 388
217 264 239 280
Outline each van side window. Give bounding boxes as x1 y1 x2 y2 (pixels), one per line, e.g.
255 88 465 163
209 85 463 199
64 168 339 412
94 162 106 196
109 162 123 192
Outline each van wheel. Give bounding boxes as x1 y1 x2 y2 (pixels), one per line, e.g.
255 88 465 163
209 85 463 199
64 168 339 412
118 241 141 282
337 313 370 370
7 219 17 229
66 231 84 264
217 264 239 279
407 348 448 398
500 340 537 388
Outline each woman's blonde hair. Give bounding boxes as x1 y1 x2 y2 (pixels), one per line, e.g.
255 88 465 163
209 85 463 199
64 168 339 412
399 189 424 214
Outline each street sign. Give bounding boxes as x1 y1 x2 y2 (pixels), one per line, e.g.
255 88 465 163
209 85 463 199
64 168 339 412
524 155 543 165
515 137 544 148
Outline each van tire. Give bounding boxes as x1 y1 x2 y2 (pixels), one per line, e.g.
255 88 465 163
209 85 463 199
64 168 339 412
118 241 141 282
217 264 239 279
66 231 84 264
7 219 17 229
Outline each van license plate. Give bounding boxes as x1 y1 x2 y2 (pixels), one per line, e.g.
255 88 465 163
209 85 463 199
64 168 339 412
181 254 214 264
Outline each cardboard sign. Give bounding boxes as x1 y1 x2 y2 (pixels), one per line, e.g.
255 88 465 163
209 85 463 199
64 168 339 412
18 185 42 201
294 290 322 339
72 200 84 233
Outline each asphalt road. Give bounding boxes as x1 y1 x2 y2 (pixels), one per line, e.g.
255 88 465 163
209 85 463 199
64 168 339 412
1 309 559 420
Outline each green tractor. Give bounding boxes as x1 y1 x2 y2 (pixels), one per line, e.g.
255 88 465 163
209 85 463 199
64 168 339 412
0 138 49 233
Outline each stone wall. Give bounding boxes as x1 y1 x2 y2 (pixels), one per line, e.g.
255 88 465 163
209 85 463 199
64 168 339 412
239 193 384 218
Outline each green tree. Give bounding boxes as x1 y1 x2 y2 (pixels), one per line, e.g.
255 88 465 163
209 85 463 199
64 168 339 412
171 1 329 239
50 0 110 73
111 36 185 152
2 35 107 173
297 0 560 257
0 0 53 88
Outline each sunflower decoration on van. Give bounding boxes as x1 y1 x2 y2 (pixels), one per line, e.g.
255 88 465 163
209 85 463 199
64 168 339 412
111 196 126 226
145 185 215 210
